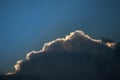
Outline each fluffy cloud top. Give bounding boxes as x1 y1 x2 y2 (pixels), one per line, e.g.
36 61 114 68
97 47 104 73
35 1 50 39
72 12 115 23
3 30 120 80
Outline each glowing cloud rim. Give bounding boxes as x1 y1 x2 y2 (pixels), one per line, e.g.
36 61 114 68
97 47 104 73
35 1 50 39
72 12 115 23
13 30 116 72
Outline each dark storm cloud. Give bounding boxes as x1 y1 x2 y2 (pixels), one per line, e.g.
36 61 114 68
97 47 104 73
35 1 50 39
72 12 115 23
2 30 120 80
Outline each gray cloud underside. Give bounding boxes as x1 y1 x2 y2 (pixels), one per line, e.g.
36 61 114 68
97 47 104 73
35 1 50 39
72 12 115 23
1 30 120 80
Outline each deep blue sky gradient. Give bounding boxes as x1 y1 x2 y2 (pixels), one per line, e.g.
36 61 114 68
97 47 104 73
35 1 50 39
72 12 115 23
0 0 120 73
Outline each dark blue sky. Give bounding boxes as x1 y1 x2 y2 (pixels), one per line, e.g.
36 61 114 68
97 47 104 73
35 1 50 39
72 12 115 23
0 0 120 73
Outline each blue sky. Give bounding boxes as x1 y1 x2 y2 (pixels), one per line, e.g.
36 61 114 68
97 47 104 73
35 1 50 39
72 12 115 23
0 0 120 73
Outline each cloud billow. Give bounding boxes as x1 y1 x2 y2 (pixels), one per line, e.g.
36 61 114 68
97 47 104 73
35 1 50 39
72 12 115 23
2 30 120 80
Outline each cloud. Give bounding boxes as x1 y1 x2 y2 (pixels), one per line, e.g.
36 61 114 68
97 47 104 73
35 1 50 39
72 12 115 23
3 30 120 80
